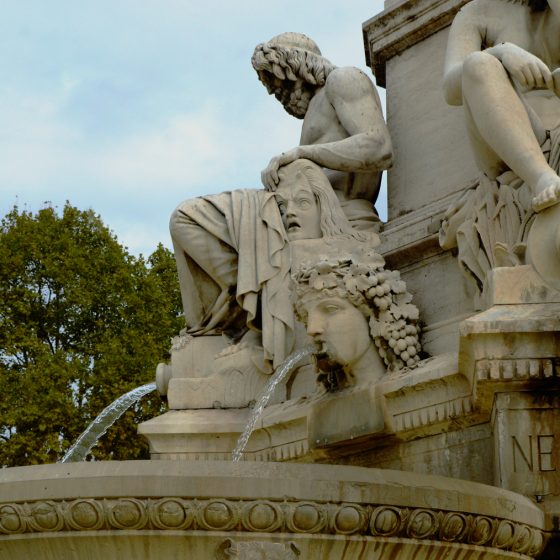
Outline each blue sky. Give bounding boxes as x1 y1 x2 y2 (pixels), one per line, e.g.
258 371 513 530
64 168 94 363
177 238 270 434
0 1 387 256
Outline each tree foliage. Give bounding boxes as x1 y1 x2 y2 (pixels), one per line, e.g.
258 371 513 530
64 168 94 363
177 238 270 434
0 203 182 466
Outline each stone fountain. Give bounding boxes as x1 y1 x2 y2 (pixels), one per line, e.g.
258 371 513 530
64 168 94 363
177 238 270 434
2 1 560 558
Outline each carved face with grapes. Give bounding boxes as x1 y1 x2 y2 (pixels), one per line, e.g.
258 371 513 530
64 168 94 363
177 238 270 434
292 253 422 390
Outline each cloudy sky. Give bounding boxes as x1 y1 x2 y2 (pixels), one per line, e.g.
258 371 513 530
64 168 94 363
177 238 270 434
0 1 387 256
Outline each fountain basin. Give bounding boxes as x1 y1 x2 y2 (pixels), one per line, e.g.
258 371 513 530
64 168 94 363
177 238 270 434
0 461 545 559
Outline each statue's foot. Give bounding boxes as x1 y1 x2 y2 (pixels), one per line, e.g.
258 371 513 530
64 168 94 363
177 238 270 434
533 173 560 212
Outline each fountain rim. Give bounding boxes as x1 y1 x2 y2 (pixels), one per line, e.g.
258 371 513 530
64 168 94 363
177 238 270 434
0 460 543 527
0 460 547 558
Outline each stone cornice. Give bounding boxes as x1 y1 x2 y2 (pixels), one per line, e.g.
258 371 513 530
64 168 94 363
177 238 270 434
362 0 471 86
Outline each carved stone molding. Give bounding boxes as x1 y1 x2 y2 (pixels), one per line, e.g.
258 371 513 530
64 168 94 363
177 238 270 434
476 359 556 383
363 0 470 85
0 496 545 556
391 395 474 433
458 294 560 414
472 357 560 413
380 354 478 437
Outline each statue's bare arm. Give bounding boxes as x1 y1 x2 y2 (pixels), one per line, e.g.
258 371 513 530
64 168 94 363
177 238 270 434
262 67 392 190
443 0 554 106
444 0 560 211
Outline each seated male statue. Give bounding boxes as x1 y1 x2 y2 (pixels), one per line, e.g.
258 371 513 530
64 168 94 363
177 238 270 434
291 250 422 391
252 31 392 228
443 0 560 212
169 159 374 408
170 32 392 374
170 159 369 378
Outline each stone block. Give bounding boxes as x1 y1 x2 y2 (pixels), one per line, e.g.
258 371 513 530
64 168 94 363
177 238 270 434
493 392 560 498
170 335 228 379
364 0 477 219
308 384 385 451
483 266 560 307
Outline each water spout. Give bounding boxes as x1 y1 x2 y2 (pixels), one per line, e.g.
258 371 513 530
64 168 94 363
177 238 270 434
232 346 314 462
61 382 156 463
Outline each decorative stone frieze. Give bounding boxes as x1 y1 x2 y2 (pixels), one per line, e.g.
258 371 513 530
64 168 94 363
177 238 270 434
0 496 545 556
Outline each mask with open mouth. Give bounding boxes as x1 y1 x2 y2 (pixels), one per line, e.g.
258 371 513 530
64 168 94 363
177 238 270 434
274 179 322 241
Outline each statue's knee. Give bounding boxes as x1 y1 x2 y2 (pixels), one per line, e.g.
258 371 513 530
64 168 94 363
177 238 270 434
169 207 183 236
169 202 194 237
462 51 502 84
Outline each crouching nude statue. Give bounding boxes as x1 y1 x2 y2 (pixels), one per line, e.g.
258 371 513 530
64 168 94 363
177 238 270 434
443 0 560 212
441 0 560 294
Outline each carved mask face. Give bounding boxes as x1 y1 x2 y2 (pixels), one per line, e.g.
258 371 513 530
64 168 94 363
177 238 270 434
275 180 322 241
301 294 372 367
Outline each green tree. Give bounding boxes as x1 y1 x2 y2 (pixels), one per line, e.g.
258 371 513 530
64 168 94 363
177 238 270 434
0 203 182 466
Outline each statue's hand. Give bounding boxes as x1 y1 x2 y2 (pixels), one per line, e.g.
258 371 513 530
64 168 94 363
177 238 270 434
261 149 299 191
498 43 553 90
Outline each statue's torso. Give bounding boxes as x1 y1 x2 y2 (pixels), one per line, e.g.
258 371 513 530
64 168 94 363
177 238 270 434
473 0 560 68
470 0 560 129
300 86 382 202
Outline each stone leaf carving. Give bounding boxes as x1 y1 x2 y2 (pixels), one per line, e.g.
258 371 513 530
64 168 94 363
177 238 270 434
439 172 535 297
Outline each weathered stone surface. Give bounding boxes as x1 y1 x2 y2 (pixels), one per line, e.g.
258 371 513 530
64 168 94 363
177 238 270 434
166 30 393 411
363 0 470 87
0 461 546 559
365 0 479 359
443 0 560 216
365 4 477 220
493 392 559 499
482 266 560 308
527 203 560 292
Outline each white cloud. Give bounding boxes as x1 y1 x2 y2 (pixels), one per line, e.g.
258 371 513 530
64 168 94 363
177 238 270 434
92 103 231 192
0 0 389 256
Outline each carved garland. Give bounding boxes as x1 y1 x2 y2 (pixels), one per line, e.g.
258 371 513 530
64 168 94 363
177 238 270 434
0 497 544 556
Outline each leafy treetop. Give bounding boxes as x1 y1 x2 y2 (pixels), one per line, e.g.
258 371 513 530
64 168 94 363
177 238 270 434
0 203 182 466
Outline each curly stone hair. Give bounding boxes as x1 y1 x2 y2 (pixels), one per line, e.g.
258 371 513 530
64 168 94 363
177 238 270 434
292 251 422 370
252 33 336 95
277 159 370 242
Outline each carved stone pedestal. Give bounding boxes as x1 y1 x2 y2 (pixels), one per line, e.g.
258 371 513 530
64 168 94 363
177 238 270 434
493 392 559 499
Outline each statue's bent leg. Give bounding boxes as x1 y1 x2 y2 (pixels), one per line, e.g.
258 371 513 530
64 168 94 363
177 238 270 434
462 51 560 211
170 204 244 334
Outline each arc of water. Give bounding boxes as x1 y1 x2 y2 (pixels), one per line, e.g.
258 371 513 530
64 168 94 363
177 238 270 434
60 382 156 463
231 346 314 462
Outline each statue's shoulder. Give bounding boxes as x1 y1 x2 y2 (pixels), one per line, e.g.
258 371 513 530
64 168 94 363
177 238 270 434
324 66 377 98
326 66 371 84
